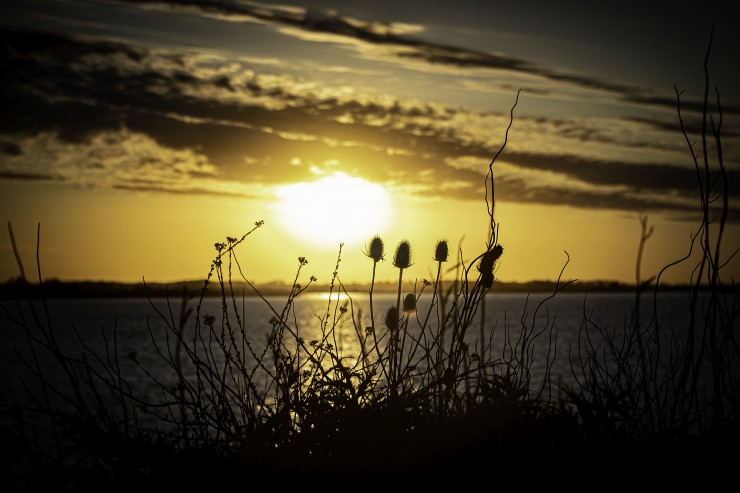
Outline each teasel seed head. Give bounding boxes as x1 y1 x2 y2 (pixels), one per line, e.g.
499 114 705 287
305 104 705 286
479 245 504 272
434 240 449 262
478 244 503 288
393 240 411 269
403 293 417 313
481 271 494 289
366 235 385 263
384 306 399 331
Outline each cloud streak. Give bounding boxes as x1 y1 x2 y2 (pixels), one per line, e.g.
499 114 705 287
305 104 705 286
0 25 735 221
111 0 740 117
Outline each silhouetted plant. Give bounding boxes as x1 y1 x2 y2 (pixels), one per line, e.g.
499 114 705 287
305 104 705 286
565 28 739 444
2 32 738 486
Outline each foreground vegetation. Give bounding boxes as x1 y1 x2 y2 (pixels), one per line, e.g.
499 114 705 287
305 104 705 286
1 34 738 489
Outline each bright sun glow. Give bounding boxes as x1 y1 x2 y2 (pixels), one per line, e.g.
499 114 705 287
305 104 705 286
274 172 392 248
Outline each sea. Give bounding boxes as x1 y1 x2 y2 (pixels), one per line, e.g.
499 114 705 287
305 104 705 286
1 289 704 414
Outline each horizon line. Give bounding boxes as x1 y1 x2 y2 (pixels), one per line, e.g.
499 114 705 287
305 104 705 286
1 277 730 298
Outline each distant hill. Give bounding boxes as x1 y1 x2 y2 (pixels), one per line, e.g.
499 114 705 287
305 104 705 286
0 277 709 299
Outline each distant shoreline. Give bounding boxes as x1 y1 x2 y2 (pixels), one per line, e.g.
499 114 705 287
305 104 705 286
0 278 724 299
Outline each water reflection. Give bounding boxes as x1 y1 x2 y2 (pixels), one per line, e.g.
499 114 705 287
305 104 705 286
0 291 707 412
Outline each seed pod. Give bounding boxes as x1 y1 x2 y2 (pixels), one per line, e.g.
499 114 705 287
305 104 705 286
492 244 503 262
479 251 494 275
384 306 399 331
479 245 504 273
367 235 384 262
434 240 449 262
481 271 494 289
403 293 417 313
393 240 411 269
478 244 503 288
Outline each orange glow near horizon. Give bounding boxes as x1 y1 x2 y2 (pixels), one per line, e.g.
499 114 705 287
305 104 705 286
2 180 732 287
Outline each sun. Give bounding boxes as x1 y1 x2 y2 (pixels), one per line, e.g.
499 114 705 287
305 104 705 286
274 172 392 248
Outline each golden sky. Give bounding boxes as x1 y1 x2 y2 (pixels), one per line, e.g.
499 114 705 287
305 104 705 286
1 0 739 287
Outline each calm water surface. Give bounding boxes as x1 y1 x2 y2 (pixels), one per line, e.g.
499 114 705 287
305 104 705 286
0 290 698 409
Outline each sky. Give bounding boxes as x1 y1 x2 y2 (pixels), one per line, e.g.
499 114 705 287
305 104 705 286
1 0 739 288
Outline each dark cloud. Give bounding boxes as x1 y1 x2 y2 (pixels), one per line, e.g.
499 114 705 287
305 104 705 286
502 152 740 199
502 175 740 223
410 168 722 220
112 183 250 197
625 92 740 119
0 25 468 184
624 115 740 139
0 141 22 156
111 0 740 116
0 25 734 222
1 28 144 139
0 170 63 181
